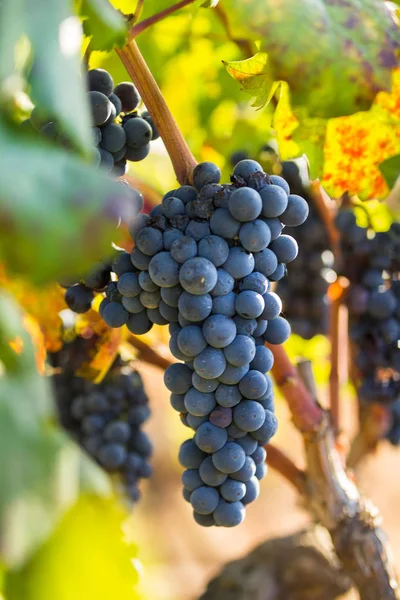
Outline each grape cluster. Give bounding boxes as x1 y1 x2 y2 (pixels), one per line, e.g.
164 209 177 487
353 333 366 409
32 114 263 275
27 68 159 177
52 351 152 503
335 211 400 410
275 162 334 339
63 158 309 524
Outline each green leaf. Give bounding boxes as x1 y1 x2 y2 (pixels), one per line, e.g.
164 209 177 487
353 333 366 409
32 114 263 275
223 0 400 118
223 53 281 109
0 118 136 284
0 0 92 153
79 0 128 52
0 292 64 566
379 154 400 188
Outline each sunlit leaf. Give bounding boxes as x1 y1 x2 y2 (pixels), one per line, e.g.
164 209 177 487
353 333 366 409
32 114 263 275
223 53 281 109
379 154 400 188
223 0 399 118
79 0 128 51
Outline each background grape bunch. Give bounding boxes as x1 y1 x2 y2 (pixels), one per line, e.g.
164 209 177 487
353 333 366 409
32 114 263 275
63 158 309 526
335 209 400 443
51 341 152 503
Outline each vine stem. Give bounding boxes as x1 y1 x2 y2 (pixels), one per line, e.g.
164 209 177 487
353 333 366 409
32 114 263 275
129 0 196 39
128 334 173 370
116 40 197 185
266 444 307 495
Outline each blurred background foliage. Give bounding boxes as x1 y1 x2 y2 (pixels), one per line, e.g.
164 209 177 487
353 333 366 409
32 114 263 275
0 0 399 599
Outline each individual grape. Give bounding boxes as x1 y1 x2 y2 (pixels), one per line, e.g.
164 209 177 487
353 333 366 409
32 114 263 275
97 443 127 470
202 315 237 348
251 411 278 444
128 214 150 243
270 174 290 194
230 456 256 482
233 316 257 337
233 400 266 431
261 292 282 320
210 269 235 297
236 435 258 455
185 220 211 241
210 208 241 239
179 438 207 469
252 445 267 465
113 82 140 112
99 149 114 171
195 422 228 453
182 469 203 492
260 184 288 218
140 289 161 309
117 272 141 297
170 236 197 264
192 373 219 393
251 345 274 373
139 271 158 292
109 93 122 115
160 285 183 307
190 486 219 514
239 219 271 252
254 319 268 337
223 247 255 279
198 235 229 267
162 196 185 218
136 227 164 256
220 479 246 502
367 290 396 319
163 228 183 251
121 295 144 314
187 414 209 430
126 311 152 334
64 284 94 313
209 406 233 428
131 247 151 271
88 91 112 126
215 384 242 408
159 300 179 322
213 500 245 527
87 68 114 96
269 235 299 263
149 252 180 287
164 363 193 394
193 346 226 379
179 257 218 295
263 217 283 241
212 441 246 474
239 371 268 400
125 144 150 162
124 117 152 148
235 291 265 319
242 477 260 505
178 326 207 356
219 363 249 385
253 248 278 277
232 159 263 181
280 194 309 226
228 187 262 222
255 462 268 480
184 388 216 416
212 292 236 317
269 263 286 281
199 456 228 486
263 316 291 344
102 302 129 328
104 421 131 443
141 110 159 140
178 292 212 322
226 423 247 439
224 335 256 367
170 332 189 361
239 272 269 295
193 162 221 190
193 512 215 527
99 123 126 153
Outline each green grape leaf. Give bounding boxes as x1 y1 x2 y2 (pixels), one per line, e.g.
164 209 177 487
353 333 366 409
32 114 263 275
0 118 136 284
379 154 400 188
80 0 128 51
223 53 282 109
223 0 400 118
0 0 92 152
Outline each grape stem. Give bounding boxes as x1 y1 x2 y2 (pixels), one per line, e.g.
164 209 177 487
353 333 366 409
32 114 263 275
128 334 173 370
329 285 348 435
268 343 400 599
266 444 307 495
116 40 197 185
129 0 196 39
348 402 392 468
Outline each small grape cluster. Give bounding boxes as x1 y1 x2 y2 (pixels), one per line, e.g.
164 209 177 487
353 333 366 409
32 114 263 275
335 211 400 409
52 352 152 503
275 161 334 339
26 67 159 177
